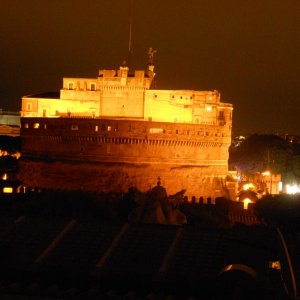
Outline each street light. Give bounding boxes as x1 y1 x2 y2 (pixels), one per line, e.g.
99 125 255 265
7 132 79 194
262 170 272 194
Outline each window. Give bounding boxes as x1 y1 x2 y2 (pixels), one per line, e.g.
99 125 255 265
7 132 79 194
3 187 13 193
218 111 225 120
107 126 111 131
206 106 212 112
149 128 164 134
95 125 98 132
90 83 96 91
24 123 29 129
33 123 40 129
68 82 74 90
71 125 79 130
26 102 32 111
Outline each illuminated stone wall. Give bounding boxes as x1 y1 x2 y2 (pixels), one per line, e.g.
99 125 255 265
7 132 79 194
100 89 145 118
21 66 232 128
19 160 230 199
20 118 231 165
19 117 232 199
22 88 231 125
144 90 222 124
20 65 233 199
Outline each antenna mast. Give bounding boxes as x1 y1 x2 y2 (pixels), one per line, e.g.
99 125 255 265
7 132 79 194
127 0 133 67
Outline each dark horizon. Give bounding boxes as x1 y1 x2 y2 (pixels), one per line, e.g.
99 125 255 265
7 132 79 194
1 0 300 135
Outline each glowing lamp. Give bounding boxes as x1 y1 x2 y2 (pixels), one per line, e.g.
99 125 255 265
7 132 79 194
3 187 13 193
243 198 252 210
262 171 270 176
278 181 283 192
286 184 300 195
242 183 255 191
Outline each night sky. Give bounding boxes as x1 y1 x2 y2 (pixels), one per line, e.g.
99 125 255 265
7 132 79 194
1 0 300 135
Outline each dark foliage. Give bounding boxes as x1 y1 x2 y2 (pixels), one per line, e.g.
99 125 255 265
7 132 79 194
0 191 124 221
0 136 21 152
230 134 291 174
293 143 300 156
255 194 300 230
0 156 19 172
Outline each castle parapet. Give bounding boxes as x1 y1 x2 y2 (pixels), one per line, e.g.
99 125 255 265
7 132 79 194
97 64 154 89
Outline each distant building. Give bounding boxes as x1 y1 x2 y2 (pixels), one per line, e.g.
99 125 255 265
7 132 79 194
19 58 234 199
280 133 300 145
0 110 20 136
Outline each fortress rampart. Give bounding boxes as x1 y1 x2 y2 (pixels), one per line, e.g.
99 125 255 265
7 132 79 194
19 63 234 199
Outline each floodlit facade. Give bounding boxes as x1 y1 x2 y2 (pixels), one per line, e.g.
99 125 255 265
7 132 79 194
19 62 234 199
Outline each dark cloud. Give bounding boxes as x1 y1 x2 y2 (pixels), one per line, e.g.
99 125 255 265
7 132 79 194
1 0 300 134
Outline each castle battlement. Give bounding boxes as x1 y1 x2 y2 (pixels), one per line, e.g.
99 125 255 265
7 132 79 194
19 61 234 199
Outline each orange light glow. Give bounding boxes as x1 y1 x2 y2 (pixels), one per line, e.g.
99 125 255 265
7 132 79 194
286 184 300 195
3 187 13 193
242 183 255 191
149 128 164 134
243 198 252 210
206 106 212 112
262 171 270 176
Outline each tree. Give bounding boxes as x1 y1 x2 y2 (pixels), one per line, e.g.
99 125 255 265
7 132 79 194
229 134 292 177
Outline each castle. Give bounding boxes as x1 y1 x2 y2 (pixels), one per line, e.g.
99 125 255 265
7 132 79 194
19 58 234 199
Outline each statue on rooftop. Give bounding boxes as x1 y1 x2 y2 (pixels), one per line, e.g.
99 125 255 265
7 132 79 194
147 47 157 65
127 179 187 225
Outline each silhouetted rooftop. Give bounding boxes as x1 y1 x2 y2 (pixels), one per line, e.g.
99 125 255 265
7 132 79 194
24 92 60 99
0 213 287 299
0 192 297 299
